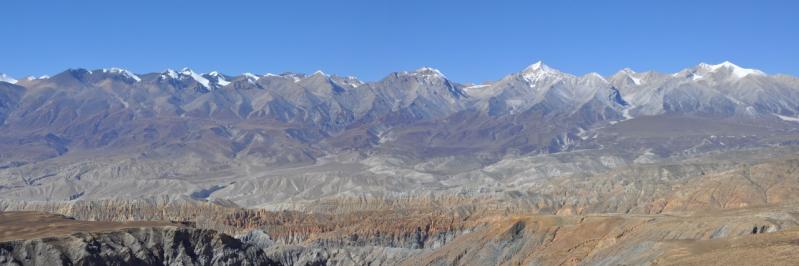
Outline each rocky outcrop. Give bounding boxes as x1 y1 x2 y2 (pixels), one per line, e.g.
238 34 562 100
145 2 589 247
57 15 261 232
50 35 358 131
0 227 276 266
0 227 275 265
0 212 276 266
261 245 422 266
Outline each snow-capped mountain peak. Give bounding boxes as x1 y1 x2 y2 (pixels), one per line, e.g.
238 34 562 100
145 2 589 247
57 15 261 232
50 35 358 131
521 61 562 75
312 70 330 77
524 61 550 72
101 67 141 82
338 75 364 88
697 61 766 78
671 61 765 81
179 68 211 88
242 72 260 85
274 73 304 83
161 69 179 79
413 67 446 78
243 72 260 81
205 71 230 86
613 68 643 85
520 61 565 83
584 72 607 82
0 73 18 84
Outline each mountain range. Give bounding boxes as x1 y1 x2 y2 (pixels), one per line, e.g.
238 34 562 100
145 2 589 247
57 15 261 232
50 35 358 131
1 61 799 206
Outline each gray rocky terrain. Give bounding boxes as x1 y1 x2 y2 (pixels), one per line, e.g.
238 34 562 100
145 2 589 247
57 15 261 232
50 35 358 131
0 212 276 266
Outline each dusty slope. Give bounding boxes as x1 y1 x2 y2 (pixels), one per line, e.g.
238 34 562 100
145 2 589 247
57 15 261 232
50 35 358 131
400 207 799 266
0 212 173 242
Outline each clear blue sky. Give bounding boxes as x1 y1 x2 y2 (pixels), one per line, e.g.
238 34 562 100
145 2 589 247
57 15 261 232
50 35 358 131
1 0 796 83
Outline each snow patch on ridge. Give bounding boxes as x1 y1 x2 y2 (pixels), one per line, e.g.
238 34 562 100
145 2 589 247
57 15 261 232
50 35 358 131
208 71 230 86
312 70 329 77
627 74 641 85
243 73 260 80
181 68 211 88
586 72 607 82
0 73 17 84
162 69 179 79
243 73 260 85
699 61 765 78
622 107 634 120
521 61 564 84
414 67 446 78
23 76 48 81
102 67 141 82
775 114 799 122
